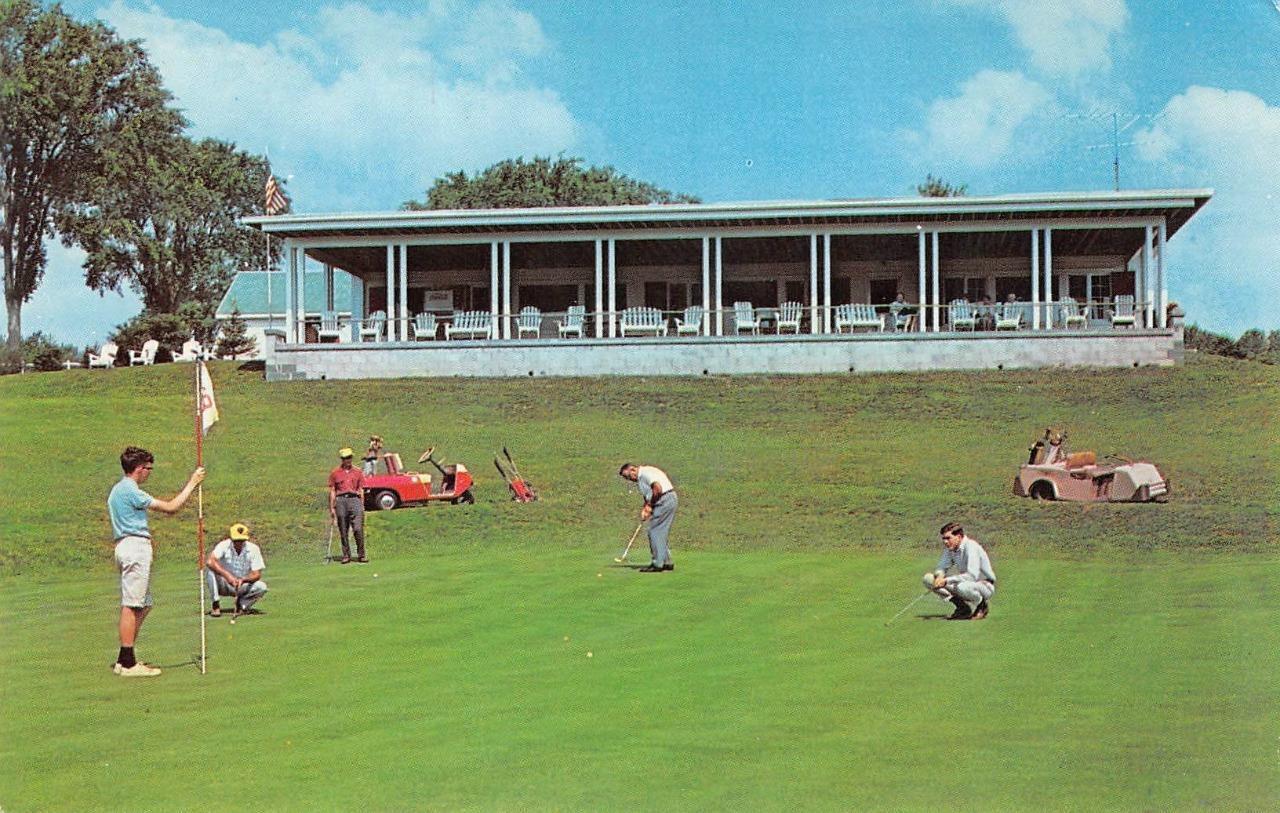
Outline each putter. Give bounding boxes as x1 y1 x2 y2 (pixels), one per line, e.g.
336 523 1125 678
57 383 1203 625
884 591 932 626
231 581 248 621
614 522 645 563
324 518 335 563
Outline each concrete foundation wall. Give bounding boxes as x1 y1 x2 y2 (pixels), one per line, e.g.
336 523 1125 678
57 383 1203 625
265 329 1180 381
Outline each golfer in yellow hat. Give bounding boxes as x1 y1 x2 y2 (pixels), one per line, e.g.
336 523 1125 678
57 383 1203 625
328 447 367 563
206 522 268 617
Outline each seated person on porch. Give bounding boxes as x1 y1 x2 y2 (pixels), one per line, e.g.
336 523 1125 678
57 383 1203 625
976 296 996 330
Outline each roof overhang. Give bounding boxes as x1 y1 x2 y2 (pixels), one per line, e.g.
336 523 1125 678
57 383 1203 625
243 189 1212 242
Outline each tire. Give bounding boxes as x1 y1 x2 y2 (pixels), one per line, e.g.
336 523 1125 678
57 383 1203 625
454 490 475 505
1029 481 1056 501
373 490 400 511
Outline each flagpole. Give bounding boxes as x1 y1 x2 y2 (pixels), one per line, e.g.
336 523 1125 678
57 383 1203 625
195 357 207 674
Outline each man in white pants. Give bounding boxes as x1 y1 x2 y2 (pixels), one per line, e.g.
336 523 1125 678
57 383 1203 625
924 522 996 620
206 522 268 616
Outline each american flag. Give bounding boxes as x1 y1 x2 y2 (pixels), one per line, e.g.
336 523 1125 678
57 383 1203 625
264 173 290 216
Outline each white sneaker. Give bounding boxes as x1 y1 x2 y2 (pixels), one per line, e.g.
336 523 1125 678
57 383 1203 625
114 662 161 677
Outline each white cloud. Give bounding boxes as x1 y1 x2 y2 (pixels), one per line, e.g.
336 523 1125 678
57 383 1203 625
1134 86 1280 334
98 0 582 211
945 0 1128 79
905 70 1053 169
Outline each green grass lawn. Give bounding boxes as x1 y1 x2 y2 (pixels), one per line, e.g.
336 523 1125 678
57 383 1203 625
0 356 1277 810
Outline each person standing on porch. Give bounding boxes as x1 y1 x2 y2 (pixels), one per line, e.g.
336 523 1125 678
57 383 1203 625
328 448 367 564
618 462 678 573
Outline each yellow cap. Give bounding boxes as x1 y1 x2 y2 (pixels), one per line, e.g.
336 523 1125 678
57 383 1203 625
339 447 354 458
229 522 251 541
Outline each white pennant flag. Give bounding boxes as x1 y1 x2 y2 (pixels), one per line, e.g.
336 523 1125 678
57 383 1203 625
199 361 220 436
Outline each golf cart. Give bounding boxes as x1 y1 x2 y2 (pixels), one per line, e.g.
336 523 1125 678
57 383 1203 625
1013 428 1169 503
363 446 475 510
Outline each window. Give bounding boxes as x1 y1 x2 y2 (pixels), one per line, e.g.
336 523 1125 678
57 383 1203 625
723 280 778 308
644 282 668 310
944 277 985 303
785 280 807 304
1068 274 1112 318
869 278 900 306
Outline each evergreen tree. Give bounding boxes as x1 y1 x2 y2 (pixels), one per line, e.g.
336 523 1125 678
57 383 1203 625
917 174 967 197
214 306 255 359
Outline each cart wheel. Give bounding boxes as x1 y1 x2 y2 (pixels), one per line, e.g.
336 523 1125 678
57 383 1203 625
455 490 475 505
1029 481 1055 501
374 490 400 510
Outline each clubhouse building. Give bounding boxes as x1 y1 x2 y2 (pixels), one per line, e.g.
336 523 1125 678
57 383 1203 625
240 188 1210 380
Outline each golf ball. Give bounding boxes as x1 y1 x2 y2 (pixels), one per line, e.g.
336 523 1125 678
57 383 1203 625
586 651 593 658
229 619 236 625
374 573 379 578
597 572 602 578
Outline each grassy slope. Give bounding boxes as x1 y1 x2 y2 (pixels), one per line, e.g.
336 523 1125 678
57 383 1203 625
0 356 1277 810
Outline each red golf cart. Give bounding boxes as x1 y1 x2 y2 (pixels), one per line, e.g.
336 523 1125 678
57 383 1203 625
363 446 475 510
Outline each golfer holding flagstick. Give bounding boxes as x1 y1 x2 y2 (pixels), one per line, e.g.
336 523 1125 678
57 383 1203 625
618 462 678 573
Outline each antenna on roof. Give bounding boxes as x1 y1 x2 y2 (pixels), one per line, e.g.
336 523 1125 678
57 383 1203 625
1063 110 1162 191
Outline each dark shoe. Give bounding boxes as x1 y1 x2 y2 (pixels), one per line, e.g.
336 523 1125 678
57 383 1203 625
357 556 369 564
340 556 352 564
972 600 989 620
662 564 674 571
209 605 222 617
638 565 663 572
948 596 973 620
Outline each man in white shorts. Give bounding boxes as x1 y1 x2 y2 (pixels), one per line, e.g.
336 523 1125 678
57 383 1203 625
108 446 205 676
206 522 268 616
924 521 997 620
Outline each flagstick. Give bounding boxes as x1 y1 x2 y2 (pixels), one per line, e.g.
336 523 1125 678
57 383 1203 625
195 358 207 674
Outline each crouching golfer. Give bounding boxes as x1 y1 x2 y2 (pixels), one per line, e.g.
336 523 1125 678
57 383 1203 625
108 446 205 677
206 522 268 616
925 522 996 620
618 462 677 573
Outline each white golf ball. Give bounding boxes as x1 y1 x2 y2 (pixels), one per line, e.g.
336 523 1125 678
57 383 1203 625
374 573 379 578
229 619 236 625
586 651 593 658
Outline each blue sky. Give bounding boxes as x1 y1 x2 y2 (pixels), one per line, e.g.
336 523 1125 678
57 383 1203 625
27 0 1280 344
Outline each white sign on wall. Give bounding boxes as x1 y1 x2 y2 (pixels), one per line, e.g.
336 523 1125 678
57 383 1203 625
422 290 454 312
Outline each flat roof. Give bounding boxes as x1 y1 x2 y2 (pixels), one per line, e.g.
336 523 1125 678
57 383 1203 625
244 188 1212 241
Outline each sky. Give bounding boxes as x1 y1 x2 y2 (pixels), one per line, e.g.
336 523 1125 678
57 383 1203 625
25 0 1280 345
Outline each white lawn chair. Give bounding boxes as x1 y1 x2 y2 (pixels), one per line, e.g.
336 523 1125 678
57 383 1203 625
558 305 586 338
732 301 760 335
318 310 342 342
1060 297 1087 329
619 307 668 337
889 301 912 332
517 306 543 338
413 312 438 340
995 302 1026 331
173 338 203 362
359 310 386 342
129 339 159 366
1111 294 1136 328
949 300 977 331
445 310 493 340
88 341 118 369
675 305 704 336
776 301 802 334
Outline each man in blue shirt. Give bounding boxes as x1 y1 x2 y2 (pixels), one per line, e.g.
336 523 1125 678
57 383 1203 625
107 446 204 677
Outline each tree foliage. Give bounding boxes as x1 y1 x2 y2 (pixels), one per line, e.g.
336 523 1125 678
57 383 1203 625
916 174 967 197
1 0 176 351
214 305 255 359
404 155 699 210
1185 324 1278 364
61 135 276 315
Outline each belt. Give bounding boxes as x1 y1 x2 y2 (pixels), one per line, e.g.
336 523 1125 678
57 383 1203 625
654 491 676 501
337 493 361 498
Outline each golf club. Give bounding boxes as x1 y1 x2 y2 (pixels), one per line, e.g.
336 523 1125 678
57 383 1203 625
884 591 932 626
231 581 248 621
324 517 335 563
614 522 645 563
502 446 523 480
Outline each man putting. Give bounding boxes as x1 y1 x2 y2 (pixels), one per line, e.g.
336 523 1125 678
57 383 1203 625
206 523 268 616
328 447 367 564
108 446 205 677
925 522 996 620
618 462 678 573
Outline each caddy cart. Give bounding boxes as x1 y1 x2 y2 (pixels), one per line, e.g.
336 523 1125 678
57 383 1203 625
363 445 475 510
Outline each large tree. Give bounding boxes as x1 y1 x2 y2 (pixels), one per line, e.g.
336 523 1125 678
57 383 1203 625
404 155 699 210
62 134 276 314
916 174 967 197
1 0 176 351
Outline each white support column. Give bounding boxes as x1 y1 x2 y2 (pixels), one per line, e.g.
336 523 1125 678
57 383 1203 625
822 233 832 334
930 232 940 332
283 239 295 342
917 230 926 333
594 239 604 338
808 234 819 334
1043 228 1054 330
398 244 408 341
714 236 723 336
324 263 334 312
353 277 366 342
295 246 306 342
607 239 617 338
1157 219 1167 328
701 237 711 336
1141 225 1152 327
489 242 499 337
502 240 512 339
384 244 395 343
1030 228 1041 330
